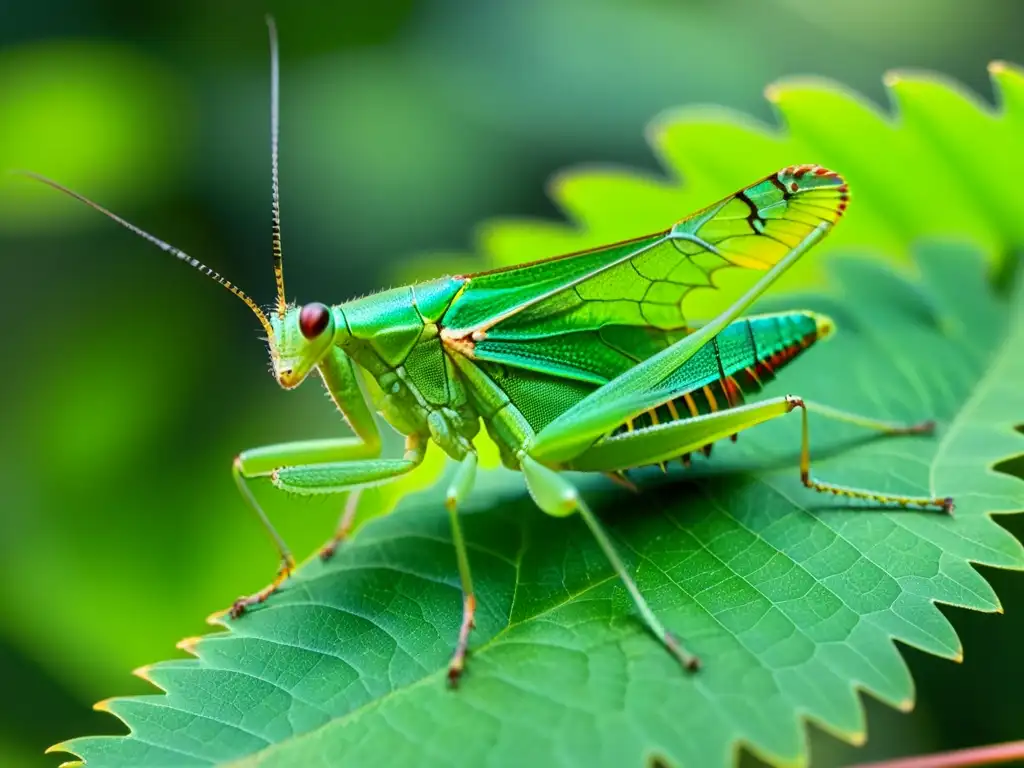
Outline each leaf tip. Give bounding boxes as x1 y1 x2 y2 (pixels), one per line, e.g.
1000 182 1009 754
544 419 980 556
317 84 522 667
206 607 231 626
131 664 156 685
44 742 84 768
898 697 915 713
45 743 84 768
763 83 783 104
44 741 71 756
92 697 116 714
848 730 867 747
988 59 1024 96
882 70 903 88
176 635 203 656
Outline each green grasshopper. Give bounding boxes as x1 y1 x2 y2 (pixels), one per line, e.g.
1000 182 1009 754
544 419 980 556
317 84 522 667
21 19 952 685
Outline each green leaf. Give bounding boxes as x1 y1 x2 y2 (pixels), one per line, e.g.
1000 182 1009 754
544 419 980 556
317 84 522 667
52 68 1024 767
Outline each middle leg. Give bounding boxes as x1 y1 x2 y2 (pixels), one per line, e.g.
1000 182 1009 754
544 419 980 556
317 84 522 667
520 454 701 671
230 435 427 617
444 452 479 687
319 490 363 561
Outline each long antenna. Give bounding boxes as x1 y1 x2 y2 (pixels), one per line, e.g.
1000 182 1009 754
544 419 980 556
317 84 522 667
266 14 287 319
14 170 276 339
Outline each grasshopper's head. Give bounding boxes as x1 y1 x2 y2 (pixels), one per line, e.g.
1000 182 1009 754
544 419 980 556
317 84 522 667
17 18 350 394
268 302 344 389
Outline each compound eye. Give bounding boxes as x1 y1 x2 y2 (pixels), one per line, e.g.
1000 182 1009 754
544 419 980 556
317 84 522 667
298 302 331 339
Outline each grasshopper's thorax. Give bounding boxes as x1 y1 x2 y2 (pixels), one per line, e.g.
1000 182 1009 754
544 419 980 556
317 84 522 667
333 277 481 460
267 302 346 389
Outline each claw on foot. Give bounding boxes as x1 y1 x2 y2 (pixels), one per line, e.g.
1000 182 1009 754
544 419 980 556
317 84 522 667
447 594 477 689
229 598 249 620
447 658 466 689
890 419 936 436
228 556 295 620
319 540 342 562
665 631 701 672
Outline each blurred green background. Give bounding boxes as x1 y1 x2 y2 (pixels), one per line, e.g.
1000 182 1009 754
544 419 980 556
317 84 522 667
2 1 1023 766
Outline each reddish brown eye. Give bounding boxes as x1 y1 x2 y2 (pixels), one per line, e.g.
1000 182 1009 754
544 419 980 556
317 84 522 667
298 302 331 339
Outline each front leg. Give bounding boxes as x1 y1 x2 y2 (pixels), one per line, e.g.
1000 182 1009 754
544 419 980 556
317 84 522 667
444 453 479 687
230 348 385 617
231 435 427 617
243 440 485 691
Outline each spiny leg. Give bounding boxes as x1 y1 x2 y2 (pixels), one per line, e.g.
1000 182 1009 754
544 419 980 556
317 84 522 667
231 348 385 617
520 455 700 671
320 489 363 561
231 456 296 618
795 397 954 513
445 452 479 687
230 435 425 617
569 395 798 473
566 394 952 513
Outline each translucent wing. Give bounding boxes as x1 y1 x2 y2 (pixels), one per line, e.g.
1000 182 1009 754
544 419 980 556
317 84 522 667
442 165 848 383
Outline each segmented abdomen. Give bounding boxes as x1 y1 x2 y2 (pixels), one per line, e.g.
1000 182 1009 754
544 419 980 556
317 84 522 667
615 310 832 442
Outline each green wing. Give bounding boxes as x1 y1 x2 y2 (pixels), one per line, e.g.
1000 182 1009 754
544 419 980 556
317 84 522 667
443 165 848 385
